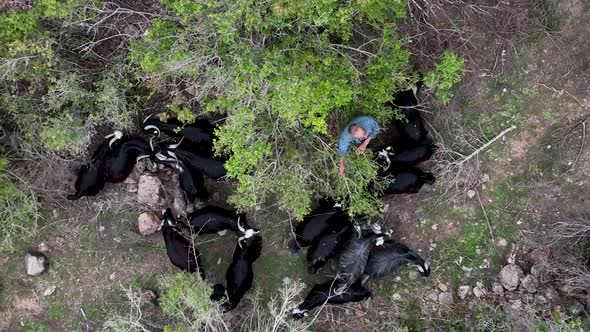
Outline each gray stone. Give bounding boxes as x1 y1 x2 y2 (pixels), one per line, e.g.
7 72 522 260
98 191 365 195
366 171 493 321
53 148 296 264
138 212 161 235
426 290 438 302
567 299 584 316
408 271 419 280
534 294 548 306
438 292 454 305
473 284 486 298
492 282 504 296
542 286 559 302
520 275 538 293
25 252 47 276
137 175 163 207
499 264 524 291
458 285 472 300
438 283 448 292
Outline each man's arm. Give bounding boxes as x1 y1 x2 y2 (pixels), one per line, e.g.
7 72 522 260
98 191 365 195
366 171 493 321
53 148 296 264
356 137 372 155
339 157 345 177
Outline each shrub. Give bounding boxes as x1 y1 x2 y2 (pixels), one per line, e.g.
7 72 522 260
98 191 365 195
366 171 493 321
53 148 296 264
425 51 466 104
129 0 414 219
158 273 228 331
0 157 40 252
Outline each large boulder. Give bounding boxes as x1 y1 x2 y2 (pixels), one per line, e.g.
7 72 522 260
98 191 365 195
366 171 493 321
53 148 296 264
137 175 164 207
25 252 47 276
499 264 524 291
138 212 161 235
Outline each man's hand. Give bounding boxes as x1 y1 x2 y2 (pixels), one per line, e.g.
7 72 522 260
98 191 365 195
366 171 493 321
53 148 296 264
355 145 366 155
339 158 345 177
355 137 372 155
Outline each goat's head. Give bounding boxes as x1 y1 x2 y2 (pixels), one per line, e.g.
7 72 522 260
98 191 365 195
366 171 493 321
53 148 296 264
416 261 431 277
106 130 123 149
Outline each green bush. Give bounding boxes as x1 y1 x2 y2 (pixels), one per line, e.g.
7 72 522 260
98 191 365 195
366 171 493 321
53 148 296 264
128 0 414 218
0 158 40 253
425 51 466 104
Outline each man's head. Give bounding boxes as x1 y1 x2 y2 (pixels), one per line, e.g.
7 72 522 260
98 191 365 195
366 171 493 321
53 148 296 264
348 124 366 139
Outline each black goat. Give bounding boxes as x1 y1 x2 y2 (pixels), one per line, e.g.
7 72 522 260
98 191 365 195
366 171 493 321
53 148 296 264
292 278 371 320
161 208 205 278
375 144 435 170
307 218 353 274
288 199 344 252
390 83 429 144
363 240 430 283
216 235 263 311
380 167 435 195
170 148 227 180
338 225 391 287
103 138 151 183
143 115 214 143
143 115 215 157
188 205 259 240
67 131 127 200
67 141 110 200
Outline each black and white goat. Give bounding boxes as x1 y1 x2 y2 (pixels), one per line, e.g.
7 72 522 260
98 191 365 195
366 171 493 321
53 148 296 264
338 225 392 287
67 131 124 200
169 148 227 180
307 218 354 274
143 115 215 157
362 240 430 283
213 235 263 311
103 137 151 183
292 278 371 320
375 144 435 170
380 166 435 195
188 205 259 241
161 208 205 279
288 199 344 252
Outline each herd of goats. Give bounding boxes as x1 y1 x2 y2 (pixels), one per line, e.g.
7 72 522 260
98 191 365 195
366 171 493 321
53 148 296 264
66 84 435 319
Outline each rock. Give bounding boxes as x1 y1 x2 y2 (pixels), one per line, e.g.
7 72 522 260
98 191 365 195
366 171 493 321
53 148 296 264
138 212 161 235
529 263 547 280
499 264 524 291
525 247 550 265
37 242 48 253
171 186 187 216
520 275 538 293
467 190 476 198
534 294 548 306
438 283 448 292
392 293 401 301
510 299 523 310
438 292 454 305
481 174 490 182
43 285 56 297
496 238 508 247
473 283 486 298
542 286 559 302
492 282 504 296
25 252 47 276
458 285 472 300
137 175 164 207
427 290 438 302
567 299 584 316
408 271 419 280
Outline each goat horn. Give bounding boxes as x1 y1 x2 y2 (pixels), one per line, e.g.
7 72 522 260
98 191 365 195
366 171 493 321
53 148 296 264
155 152 167 161
237 236 244 249
143 125 160 135
236 216 245 232
143 113 153 124
149 136 155 152
108 131 123 149
168 137 184 150
136 155 150 162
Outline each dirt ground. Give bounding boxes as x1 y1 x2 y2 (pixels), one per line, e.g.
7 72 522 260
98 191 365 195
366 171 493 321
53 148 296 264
1 0 590 331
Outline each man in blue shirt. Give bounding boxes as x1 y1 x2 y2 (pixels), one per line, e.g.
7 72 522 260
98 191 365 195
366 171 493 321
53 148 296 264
337 115 380 177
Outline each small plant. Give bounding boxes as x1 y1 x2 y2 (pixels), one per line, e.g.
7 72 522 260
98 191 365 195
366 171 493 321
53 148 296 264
425 51 466 104
39 114 92 156
0 158 40 253
158 273 228 331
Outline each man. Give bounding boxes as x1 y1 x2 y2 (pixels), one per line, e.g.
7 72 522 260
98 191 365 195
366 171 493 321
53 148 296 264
337 115 380 177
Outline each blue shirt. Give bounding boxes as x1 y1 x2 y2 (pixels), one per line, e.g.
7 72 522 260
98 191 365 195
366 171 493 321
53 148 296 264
337 115 380 156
